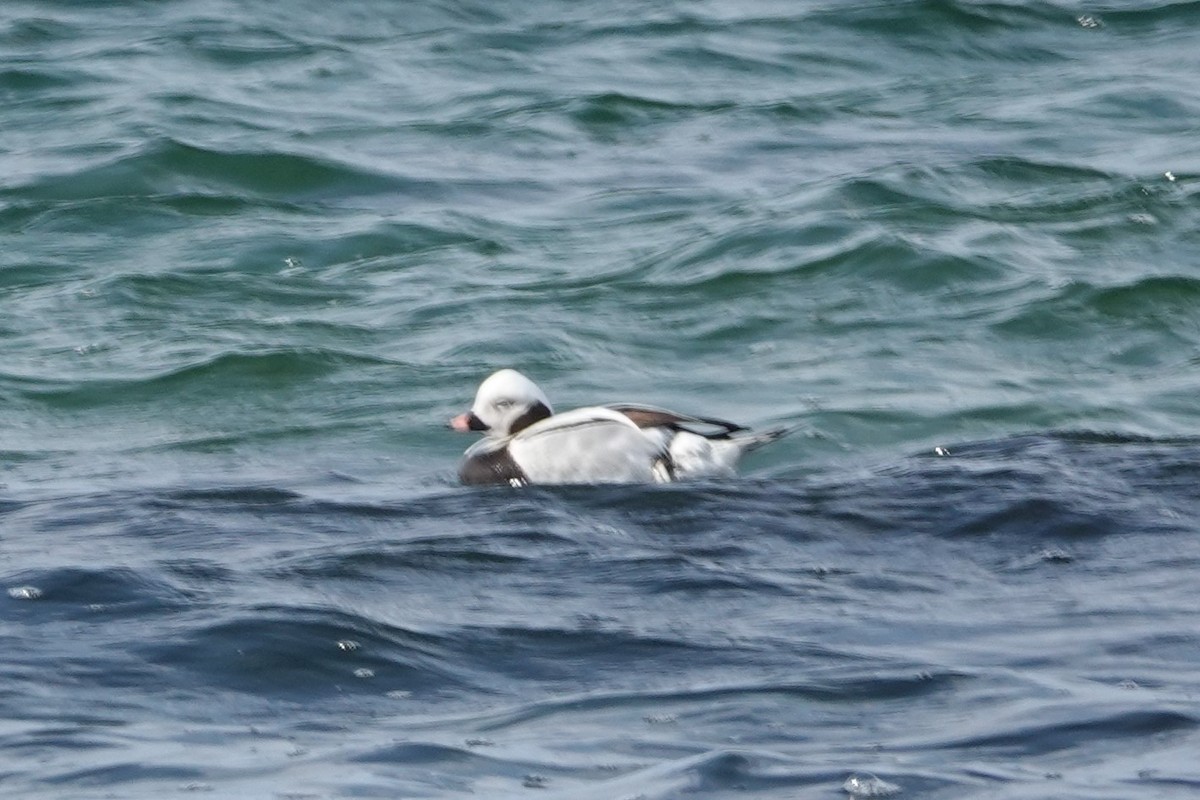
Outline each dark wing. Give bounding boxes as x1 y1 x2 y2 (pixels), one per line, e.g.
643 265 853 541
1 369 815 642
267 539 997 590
605 403 747 439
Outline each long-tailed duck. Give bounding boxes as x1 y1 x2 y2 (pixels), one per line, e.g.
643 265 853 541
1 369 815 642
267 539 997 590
448 369 789 486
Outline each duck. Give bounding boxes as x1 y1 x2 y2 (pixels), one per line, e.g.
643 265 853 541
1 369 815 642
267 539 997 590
448 369 789 486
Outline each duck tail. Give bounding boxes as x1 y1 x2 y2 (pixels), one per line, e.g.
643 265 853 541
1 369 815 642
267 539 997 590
735 424 798 453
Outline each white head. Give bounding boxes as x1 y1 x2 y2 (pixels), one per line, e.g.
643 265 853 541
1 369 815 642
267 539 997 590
449 369 553 438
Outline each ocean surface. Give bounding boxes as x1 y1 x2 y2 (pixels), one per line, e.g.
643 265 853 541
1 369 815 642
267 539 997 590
3 1 1199 797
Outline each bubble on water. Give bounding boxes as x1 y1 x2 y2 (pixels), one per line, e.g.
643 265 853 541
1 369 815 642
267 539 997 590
8 586 42 600
643 713 676 725
522 774 549 789
1077 15 1102 28
1164 171 1176 182
1037 547 1073 563
934 446 950 457
336 639 360 652
352 668 374 678
1120 679 1140 689
385 690 412 700
843 774 901 797
181 783 213 792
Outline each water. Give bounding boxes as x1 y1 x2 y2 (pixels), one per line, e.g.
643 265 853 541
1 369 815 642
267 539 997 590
3 1 1199 797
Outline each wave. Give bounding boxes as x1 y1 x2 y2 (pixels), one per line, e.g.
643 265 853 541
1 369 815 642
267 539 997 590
5 136 407 204
1088 1 1200 28
0 66 78 94
9 427 1196 536
5 346 393 407
993 274 1200 339
141 603 470 699
7 429 1199 796
918 706 1198 757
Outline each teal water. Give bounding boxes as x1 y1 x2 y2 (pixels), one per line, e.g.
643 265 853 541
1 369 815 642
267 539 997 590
3 2 1200 798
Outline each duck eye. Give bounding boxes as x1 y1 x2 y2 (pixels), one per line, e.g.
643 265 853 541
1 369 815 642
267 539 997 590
494 399 514 409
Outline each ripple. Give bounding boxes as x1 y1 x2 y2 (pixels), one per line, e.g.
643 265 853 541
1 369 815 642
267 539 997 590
8 346 389 407
992 275 1200 340
5 566 194 616
4 136 416 204
930 707 1198 757
140 604 468 699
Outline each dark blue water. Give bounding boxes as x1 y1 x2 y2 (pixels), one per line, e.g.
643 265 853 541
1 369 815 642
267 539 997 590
6 433 1199 797
4 0 1200 797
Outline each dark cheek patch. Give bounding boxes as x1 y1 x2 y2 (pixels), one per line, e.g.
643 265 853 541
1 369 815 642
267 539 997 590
508 401 552 435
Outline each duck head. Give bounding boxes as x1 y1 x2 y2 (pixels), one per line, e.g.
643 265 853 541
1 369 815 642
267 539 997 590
449 369 553 438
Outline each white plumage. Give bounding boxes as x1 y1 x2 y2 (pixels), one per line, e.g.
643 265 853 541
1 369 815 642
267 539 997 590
449 369 788 486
